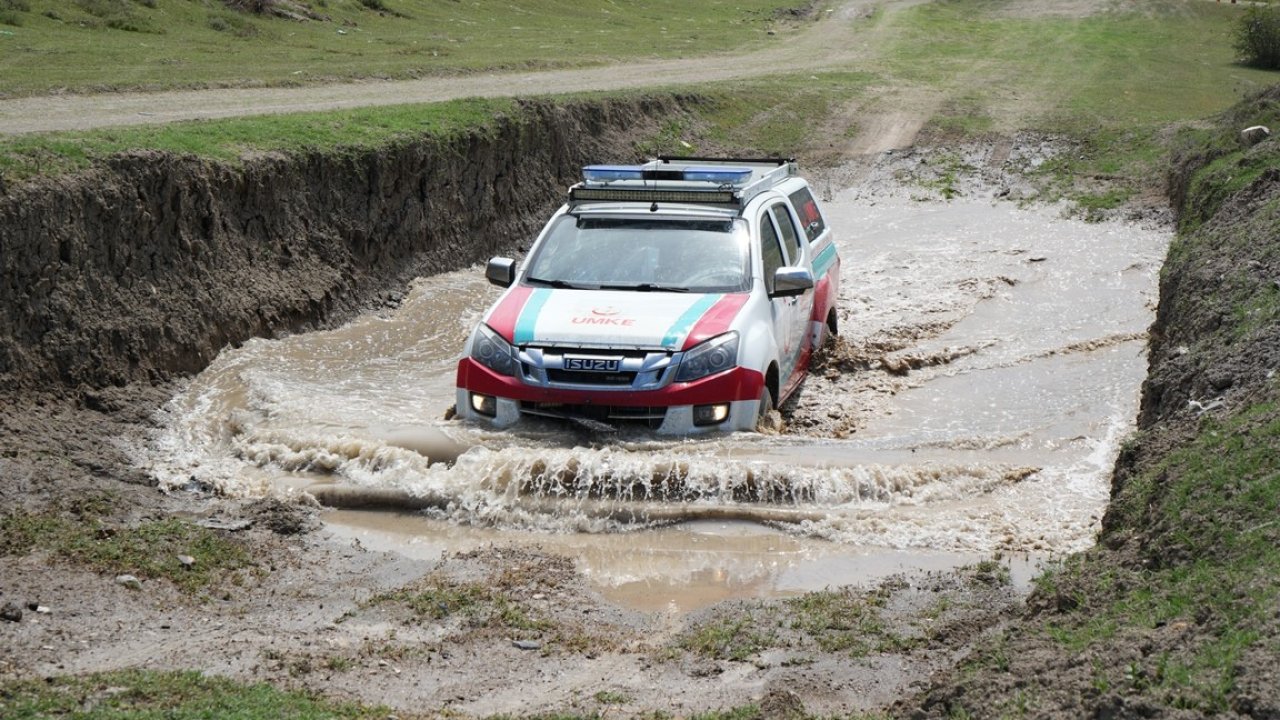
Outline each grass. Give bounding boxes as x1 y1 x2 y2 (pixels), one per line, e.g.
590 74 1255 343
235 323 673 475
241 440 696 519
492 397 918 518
0 96 515 180
680 611 778 662
0 0 810 97
678 585 929 662
0 499 254 594
869 0 1280 206
0 669 391 719
370 580 551 633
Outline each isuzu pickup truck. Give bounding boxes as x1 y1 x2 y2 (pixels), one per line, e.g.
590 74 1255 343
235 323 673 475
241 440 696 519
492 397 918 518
455 157 840 434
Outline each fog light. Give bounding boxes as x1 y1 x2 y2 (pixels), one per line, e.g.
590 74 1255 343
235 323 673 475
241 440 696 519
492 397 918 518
693 403 730 426
470 393 497 417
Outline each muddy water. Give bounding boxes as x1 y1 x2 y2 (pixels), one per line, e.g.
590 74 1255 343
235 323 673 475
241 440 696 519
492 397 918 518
143 190 1168 612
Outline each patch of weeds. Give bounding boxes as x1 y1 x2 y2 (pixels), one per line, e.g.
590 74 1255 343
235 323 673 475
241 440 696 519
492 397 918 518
914 152 975 200
0 0 26 23
1074 186 1133 222
369 578 551 634
0 669 389 719
594 690 632 705
207 11 259 37
634 117 700 159
0 509 253 593
780 655 815 667
785 588 899 656
73 0 162 33
358 638 425 662
689 706 761 720
324 655 356 672
680 611 776 662
999 689 1037 718
970 558 1012 586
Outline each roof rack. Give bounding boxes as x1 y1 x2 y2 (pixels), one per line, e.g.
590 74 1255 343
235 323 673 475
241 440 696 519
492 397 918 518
568 157 797 208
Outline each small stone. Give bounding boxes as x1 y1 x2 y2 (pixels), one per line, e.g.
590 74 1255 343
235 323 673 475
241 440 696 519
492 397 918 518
177 554 196 568
1242 125 1271 146
35 606 51 614
513 640 542 651
116 574 142 591
1 601 22 623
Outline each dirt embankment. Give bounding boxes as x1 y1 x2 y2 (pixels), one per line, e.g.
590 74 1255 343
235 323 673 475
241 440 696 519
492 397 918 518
0 96 691 394
898 88 1280 720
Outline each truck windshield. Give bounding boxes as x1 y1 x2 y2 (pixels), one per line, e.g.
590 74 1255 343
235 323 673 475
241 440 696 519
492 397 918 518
523 215 750 293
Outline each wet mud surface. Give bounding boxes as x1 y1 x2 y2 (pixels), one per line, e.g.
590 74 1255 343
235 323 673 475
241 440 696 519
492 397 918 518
2 137 1173 716
136 148 1167 606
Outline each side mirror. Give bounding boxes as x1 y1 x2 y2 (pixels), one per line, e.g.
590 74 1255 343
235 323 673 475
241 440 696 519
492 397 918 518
485 257 517 288
770 267 814 298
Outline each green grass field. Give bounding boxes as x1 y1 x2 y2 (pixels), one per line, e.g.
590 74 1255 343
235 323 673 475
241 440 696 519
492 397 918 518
0 0 806 97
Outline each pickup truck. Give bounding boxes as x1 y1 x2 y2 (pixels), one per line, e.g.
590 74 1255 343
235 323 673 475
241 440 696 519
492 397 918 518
455 157 840 434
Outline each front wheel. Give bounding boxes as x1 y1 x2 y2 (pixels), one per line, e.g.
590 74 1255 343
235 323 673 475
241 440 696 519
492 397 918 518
755 386 777 433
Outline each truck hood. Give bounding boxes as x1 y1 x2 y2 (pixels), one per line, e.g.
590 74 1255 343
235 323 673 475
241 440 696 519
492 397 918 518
485 287 747 351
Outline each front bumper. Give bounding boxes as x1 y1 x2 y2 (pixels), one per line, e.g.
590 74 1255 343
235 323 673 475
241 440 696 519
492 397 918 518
455 358 765 434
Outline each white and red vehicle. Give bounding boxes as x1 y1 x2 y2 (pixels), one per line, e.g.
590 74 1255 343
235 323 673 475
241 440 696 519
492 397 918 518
455 157 840 434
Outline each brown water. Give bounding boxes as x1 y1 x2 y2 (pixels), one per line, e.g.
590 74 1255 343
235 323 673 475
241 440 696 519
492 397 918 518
142 190 1168 612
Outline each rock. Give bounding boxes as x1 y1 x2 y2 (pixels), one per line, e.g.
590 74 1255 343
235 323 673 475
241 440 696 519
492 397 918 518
177 554 196 568
1242 125 1271 146
115 574 142 590
512 640 542 651
1 601 22 622
35 605 51 614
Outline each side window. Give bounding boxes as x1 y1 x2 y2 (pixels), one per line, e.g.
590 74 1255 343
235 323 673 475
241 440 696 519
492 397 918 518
788 187 827 242
759 213 785 294
770 203 802 263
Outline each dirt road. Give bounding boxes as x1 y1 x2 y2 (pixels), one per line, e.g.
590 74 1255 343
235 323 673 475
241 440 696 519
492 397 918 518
0 1 895 136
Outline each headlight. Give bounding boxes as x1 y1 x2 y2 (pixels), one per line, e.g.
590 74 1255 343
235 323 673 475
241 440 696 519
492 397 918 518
471 324 517 376
675 332 739 383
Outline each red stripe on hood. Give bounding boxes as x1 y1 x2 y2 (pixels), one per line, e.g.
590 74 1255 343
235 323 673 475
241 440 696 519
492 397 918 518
485 286 532 343
682 293 749 350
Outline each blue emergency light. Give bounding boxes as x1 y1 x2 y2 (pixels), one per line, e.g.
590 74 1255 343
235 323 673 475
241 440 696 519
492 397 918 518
581 164 754 186
582 165 647 183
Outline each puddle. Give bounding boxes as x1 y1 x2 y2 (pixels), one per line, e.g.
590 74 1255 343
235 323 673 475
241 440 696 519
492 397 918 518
325 510 1043 613
142 189 1169 611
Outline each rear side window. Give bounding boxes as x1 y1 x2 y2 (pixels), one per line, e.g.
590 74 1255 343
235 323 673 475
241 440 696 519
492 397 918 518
770 203 802 261
760 214 785 294
788 187 827 242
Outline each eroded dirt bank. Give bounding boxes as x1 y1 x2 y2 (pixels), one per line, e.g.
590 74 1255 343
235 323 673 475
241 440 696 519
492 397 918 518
0 96 690 393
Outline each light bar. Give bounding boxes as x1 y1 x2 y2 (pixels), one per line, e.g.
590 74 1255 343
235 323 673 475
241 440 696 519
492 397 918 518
570 187 738 205
682 166 753 184
581 164 755 186
583 165 645 182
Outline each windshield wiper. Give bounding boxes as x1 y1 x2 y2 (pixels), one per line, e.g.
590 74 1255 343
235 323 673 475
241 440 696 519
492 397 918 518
524 276 596 290
597 283 693 293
